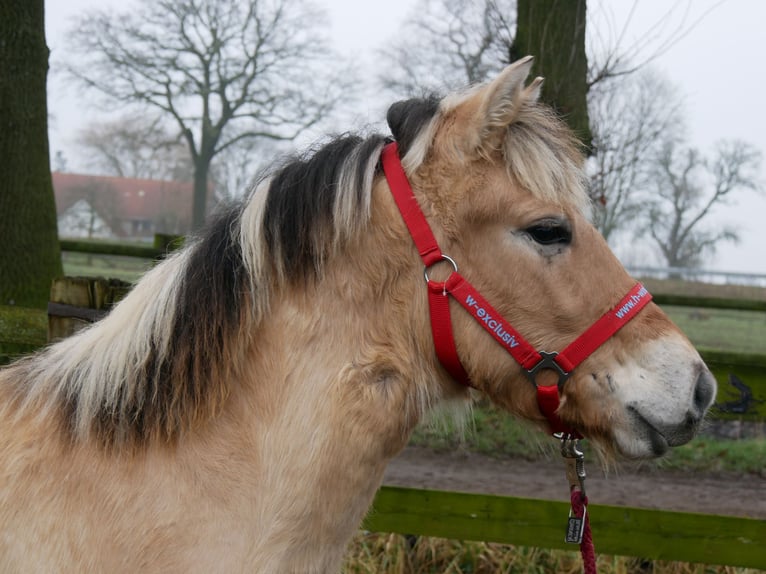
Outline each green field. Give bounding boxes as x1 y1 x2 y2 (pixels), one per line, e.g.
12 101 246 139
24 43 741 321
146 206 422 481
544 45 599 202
411 400 765 475
663 305 765 355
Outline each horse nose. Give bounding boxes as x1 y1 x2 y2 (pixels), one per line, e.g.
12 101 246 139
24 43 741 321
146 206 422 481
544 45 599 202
691 367 716 418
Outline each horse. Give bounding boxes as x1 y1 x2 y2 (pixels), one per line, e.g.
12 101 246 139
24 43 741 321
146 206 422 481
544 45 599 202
0 57 715 572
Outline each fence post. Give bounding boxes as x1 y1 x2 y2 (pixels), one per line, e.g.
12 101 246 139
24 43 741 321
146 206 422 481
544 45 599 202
47 277 132 342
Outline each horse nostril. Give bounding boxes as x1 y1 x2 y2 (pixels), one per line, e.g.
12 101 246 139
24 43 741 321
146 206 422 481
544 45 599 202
693 368 717 415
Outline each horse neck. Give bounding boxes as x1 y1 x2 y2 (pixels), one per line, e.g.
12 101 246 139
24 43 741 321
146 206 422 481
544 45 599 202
211 254 445 570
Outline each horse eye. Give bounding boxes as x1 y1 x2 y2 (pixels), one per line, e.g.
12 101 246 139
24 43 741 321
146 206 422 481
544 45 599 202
525 222 572 246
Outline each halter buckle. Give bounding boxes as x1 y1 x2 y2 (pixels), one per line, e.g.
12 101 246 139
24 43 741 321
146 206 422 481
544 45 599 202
525 351 570 389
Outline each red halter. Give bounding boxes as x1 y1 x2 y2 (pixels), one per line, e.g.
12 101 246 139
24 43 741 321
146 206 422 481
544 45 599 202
381 142 652 436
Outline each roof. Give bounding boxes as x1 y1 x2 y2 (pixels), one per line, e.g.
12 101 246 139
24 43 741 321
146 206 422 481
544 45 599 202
52 172 196 237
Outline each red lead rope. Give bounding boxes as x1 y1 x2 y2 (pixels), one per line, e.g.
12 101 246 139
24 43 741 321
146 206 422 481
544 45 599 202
571 490 597 573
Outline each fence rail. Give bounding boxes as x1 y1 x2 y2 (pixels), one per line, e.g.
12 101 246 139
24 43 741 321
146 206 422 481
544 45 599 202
652 293 766 312
364 487 766 569
628 265 766 288
59 234 183 260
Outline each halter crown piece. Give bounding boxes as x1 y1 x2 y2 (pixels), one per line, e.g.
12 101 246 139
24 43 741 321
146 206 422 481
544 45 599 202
381 142 653 437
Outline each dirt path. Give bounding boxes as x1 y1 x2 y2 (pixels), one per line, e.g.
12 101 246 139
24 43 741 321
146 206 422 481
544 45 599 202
383 446 766 519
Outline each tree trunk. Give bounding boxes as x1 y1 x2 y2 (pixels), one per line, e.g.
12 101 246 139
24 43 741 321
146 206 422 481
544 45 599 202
192 158 210 230
0 0 63 308
511 0 592 150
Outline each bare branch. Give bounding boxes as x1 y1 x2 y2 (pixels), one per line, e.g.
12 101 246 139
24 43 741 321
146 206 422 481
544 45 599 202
587 0 726 88
645 137 761 267
376 0 515 97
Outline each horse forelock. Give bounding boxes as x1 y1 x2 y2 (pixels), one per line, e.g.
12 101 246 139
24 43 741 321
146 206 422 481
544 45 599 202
502 104 590 216
431 81 590 217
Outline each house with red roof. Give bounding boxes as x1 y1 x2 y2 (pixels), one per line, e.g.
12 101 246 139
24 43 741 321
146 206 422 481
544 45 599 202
52 173 198 240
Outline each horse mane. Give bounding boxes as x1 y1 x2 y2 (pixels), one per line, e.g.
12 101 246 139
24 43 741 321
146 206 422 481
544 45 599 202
8 81 586 449
12 134 391 447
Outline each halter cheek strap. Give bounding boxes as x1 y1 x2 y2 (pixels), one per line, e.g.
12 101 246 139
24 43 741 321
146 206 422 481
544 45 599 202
381 142 652 436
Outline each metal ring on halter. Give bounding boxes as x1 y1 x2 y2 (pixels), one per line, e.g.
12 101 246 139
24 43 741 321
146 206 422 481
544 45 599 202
423 254 458 283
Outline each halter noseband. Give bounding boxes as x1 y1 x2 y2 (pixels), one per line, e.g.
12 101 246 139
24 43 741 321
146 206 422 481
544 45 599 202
381 142 652 436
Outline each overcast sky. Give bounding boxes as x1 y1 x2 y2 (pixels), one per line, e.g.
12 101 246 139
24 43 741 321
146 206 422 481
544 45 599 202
45 0 766 275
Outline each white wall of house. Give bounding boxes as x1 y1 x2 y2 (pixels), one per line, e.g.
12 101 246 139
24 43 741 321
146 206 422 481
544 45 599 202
57 199 115 239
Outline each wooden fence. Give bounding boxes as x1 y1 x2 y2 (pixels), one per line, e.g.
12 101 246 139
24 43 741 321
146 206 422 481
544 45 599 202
1 236 764 569
364 487 766 569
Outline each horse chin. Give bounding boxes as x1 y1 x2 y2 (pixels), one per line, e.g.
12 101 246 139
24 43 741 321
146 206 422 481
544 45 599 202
611 406 703 459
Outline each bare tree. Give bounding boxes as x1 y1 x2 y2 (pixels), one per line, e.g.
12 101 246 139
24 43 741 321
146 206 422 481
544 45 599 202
65 0 353 229
378 0 731 244
588 70 684 241
78 115 193 182
210 134 282 201
378 0 719 107
377 0 515 97
646 139 762 268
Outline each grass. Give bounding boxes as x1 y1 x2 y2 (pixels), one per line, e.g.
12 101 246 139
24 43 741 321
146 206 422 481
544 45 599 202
342 532 765 574
410 401 766 476
0 305 47 365
662 306 766 355
410 402 554 461
653 432 766 475
62 251 153 283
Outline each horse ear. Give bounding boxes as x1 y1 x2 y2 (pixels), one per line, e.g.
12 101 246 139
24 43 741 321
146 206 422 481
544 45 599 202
474 56 542 155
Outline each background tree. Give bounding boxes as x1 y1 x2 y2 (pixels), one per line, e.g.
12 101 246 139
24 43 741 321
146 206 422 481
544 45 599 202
210 134 280 202
77 115 193 182
0 0 62 308
511 0 591 148
66 0 353 230
377 0 515 97
646 139 762 268
586 2 724 89
588 70 684 241
378 0 590 146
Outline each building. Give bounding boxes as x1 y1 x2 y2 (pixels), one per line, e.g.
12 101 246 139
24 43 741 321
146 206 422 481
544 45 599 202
52 173 197 240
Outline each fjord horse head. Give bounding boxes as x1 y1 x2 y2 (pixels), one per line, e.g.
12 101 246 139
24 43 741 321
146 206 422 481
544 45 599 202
383 57 715 458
